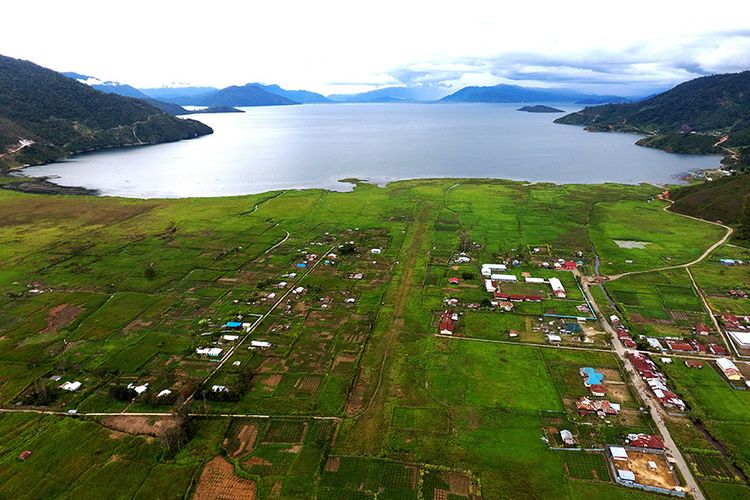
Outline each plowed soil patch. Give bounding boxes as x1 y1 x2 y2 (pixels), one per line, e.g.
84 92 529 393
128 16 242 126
194 456 256 500
101 415 176 437
43 304 83 334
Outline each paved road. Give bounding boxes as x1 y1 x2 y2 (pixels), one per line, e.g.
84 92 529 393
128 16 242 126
580 278 705 500
0 408 339 420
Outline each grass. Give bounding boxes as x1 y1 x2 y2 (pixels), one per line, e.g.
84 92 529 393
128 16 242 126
0 177 734 498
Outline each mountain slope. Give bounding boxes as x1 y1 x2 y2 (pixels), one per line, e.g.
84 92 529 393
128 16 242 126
63 72 191 115
554 71 750 169
252 83 330 103
169 84 298 107
440 84 626 104
0 55 212 169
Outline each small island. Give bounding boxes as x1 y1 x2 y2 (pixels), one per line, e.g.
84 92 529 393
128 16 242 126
192 106 245 114
517 105 565 113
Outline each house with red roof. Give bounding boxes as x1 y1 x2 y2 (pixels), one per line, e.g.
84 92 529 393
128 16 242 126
576 397 619 417
708 343 727 355
439 311 455 335
627 433 665 450
694 323 711 336
666 340 694 352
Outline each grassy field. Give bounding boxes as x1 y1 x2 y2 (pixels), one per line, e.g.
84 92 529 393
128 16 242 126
0 178 736 498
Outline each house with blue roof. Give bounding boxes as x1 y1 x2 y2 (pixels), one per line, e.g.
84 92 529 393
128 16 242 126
224 321 243 330
579 367 604 387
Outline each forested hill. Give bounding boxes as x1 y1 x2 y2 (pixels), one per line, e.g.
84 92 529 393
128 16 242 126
0 54 212 169
555 71 750 170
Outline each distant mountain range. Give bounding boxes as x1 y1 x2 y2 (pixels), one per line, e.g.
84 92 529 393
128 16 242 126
139 86 219 101
166 84 297 107
63 72 192 115
328 86 448 103
0 55 211 170
251 84 330 103
440 84 630 104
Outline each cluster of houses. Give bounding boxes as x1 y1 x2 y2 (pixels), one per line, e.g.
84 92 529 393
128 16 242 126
613 315 728 356
576 365 621 416
611 315 638 349
576 397 620 417
196 320 254 359
627 352 686 412
482 263 568 304
728 289 748 299
720 258 745 266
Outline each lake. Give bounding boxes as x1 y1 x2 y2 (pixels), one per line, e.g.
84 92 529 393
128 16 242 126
21 103 721 198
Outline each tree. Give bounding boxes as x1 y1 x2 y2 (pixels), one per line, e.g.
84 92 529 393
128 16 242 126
144 262 156 281
159 399 193 457
458 230 472 253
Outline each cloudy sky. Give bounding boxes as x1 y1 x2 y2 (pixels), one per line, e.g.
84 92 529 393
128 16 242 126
2 0 749 96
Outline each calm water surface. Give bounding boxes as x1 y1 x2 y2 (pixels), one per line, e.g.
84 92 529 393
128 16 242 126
22 103 721 198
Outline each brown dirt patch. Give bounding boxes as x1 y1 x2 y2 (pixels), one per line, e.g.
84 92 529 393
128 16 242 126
296 375 320 393
434 488 449 500
259 357 288 373
325 457 341 472
287 444 302 453
43 304 84 334
605 383 630 403
194 456 256 500
101 415 176 437
244 456 273 467
600 368 623 382
407 465 419 488
224 424 259 458
123 319 153 333
261 374 282 391
448 472 471 495
620 451 678 490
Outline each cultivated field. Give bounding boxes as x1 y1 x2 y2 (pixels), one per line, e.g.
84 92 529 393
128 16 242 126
0 178 741 498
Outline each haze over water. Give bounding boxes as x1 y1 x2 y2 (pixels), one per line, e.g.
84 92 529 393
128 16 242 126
23 103 721 198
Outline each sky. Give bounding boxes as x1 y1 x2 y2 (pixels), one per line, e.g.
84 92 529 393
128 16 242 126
2 0 750 97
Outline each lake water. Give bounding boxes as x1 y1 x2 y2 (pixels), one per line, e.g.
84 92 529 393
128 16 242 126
22 103 721 198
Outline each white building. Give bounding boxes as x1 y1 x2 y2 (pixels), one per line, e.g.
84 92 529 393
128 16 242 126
492 274 517 282
610 447 629 461
717 357 742 380
251 341 272 349
222 334 239 341
484 279 497 293
548 277 566 298
729 331 750 349
59 381 81 392
196 347 223 357
524 277 545 284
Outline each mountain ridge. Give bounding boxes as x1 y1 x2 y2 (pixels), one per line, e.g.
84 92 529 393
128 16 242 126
0 55 212 169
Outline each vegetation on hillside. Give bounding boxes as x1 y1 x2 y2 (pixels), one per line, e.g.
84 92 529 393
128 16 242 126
555 71 750 171
669 174 750 241
0 54 212 169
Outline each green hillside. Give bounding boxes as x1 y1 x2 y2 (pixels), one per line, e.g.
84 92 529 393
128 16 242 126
555 71 750 170
0 54 212 169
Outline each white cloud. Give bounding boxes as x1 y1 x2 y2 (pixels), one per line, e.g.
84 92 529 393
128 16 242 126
0 0 748 95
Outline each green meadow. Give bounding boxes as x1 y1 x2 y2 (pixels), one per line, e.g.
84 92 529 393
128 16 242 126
0 178 736 498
